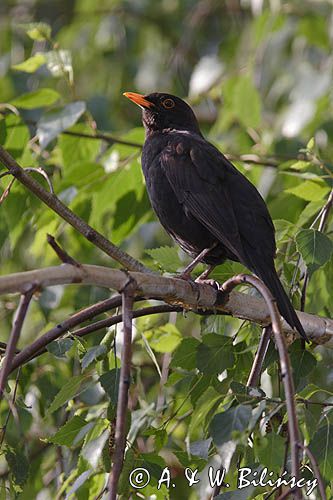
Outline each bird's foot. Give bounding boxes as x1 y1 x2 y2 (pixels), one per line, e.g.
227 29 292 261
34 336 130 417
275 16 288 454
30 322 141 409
176 271 193 281
195 277 219 290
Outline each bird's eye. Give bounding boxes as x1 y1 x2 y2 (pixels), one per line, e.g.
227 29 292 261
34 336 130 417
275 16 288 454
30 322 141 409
162 98 175 109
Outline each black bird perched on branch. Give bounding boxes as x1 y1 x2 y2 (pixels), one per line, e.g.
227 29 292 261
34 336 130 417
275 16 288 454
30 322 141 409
124 91 307 341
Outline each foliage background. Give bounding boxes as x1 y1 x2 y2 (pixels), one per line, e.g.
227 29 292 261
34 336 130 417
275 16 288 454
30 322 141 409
0 0 333 498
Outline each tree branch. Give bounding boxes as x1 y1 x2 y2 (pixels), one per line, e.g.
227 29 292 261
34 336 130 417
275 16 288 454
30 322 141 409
0 286 36 398
8 294 127 372
0 265 331 346
18 304 180 367
300 188 333 311
246 326 272 387
0 146 151 274
108 282 135 499
62 129 142 149
298 443 326 500
221 275 301 494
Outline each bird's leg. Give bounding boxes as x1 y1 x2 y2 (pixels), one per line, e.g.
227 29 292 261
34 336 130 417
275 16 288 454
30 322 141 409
196 265 215 281
178 243 217 280
195 265 219 288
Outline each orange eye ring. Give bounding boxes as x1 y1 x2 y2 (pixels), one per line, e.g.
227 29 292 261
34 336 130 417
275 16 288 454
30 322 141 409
162 98 175 109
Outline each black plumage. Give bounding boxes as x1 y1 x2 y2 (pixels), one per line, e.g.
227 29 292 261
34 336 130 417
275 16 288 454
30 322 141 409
124 91 307 340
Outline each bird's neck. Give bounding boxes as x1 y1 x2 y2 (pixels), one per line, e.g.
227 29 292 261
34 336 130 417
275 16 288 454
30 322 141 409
144 127 203 139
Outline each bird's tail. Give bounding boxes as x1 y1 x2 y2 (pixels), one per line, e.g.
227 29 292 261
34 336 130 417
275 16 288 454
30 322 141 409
255 267 308 342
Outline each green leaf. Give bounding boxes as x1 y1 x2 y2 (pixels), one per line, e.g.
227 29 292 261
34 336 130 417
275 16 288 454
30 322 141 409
12 54 46 73
81 345 107 370
90 161 144 236
189 438 212 460
46 338 74 358
58 123 102 168
144 323 182 353
296 229 333 276
256 433 285 472
99 369 120 405
297 200 323 228
173 450 206 471
18 22 51 40
196 334 235 374
233 75 261 128
146 246 183 273
290 160 312 170
48 415 88 446
289 342 317 390
299 15 330 49
170 338 200 370
37 101 86 148
66 470 93 498
143 428 168 452
5 448 29 487
286 180 330 201
189 386 222 435
210 405 252 446
309 421 333 480
10 89 60 109
47 373 92 414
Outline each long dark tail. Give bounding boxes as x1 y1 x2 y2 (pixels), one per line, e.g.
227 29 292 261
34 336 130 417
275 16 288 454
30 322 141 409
254 267 308 341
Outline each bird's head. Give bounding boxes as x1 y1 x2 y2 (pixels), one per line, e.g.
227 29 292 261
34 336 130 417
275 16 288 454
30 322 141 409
123 92 201 135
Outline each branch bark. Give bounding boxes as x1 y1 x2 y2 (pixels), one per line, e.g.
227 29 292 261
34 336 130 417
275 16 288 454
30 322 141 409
0 286 35 398
0 264 331 346
108 283 135 499
246 326 272 387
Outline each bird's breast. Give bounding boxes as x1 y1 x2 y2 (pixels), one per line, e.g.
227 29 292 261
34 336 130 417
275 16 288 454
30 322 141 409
141 137 221 261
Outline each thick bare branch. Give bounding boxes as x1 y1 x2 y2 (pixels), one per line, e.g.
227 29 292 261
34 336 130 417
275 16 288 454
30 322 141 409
0 264 331 345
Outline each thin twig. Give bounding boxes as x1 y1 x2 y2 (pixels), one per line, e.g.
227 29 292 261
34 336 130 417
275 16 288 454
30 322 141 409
24 167 54 194
0 368 21 448
21 304 180 367
298 443 327 500
0 177 15 204
318 189 333 232
47 234 81 266
0 286 36 398
62 129 142 149
108 282 136 499
73 305 180 338
0 145 151 274
299 188 333 311
221 275 302 497
246 326 272 387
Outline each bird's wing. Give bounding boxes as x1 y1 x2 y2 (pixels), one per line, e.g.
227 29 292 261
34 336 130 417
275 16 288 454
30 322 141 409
160 136 276 267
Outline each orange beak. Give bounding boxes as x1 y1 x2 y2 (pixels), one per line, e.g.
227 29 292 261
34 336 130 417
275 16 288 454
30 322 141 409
123 92 153 109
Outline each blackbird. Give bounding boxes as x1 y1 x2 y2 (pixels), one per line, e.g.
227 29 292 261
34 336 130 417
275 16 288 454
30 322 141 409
124 91 307 340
